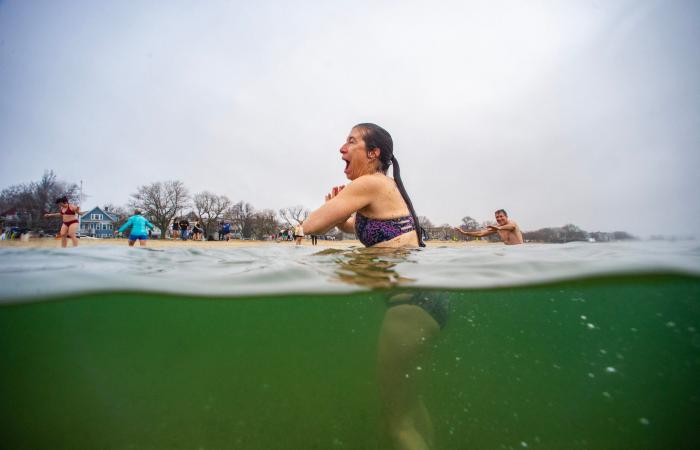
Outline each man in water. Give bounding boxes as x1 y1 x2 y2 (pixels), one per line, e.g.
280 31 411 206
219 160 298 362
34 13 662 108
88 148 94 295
454 209 523 245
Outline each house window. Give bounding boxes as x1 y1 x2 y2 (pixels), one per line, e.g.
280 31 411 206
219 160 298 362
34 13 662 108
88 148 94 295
91 214 103 220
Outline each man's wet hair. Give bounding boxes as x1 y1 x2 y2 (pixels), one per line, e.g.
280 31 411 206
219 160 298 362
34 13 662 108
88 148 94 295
495 209 508 216
354 123 425 247
55 196 69 204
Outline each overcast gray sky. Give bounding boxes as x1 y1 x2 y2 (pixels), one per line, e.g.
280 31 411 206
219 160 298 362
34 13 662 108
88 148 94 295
1 0 698 237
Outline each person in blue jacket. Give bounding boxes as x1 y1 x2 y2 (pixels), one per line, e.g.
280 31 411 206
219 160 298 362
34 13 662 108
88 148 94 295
116 210 155 247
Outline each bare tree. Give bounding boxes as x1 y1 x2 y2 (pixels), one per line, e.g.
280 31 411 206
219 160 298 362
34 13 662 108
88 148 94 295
129 180 189 239
251 209 279 240
417 216 434 229
224 201 256 238
193 191 232 238
279 205 309 227
0 170 78 231
103 203 130 230
460 216 480 231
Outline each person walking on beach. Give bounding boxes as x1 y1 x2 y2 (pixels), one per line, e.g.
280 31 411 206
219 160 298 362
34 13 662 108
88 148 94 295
454 209 523 245
296 123 442 449
178 218 189 240
44 196 81 248
192 221 203 241
115 210 155 247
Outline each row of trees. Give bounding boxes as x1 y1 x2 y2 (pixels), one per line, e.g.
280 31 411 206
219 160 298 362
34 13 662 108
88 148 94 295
117 181 312 240
1 172 634 243
0 171 79 232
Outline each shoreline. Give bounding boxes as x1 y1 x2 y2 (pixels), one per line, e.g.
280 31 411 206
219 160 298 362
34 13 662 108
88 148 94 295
0 237 496 249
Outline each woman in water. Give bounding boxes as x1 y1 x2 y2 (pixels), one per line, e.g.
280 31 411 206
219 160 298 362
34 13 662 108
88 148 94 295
297 123 424 248
300 124 441 449
44 196 81 248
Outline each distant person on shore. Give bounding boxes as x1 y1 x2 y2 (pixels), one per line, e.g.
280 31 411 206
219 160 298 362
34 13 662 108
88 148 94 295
192 221 203 241
171 221 179 239
179 218 189 240
115 210 155 247
454 209 523 245
219 222 232 241
44 196 81 248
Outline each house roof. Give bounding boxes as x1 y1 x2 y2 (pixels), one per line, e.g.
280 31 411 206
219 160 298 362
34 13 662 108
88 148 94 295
81 206 118 222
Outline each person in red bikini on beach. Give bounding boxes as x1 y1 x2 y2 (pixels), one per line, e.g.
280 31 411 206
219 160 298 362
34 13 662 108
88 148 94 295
44 196 81 247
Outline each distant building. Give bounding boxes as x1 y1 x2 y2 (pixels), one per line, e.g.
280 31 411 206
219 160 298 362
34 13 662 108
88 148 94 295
80 206 117 237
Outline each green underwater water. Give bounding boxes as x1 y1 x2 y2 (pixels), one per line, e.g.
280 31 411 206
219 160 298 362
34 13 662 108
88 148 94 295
1 274 699 450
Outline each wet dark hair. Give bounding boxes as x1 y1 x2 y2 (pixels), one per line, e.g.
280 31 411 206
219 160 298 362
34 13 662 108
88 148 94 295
55 196 68 204
495 209 508 216
354 123 425 247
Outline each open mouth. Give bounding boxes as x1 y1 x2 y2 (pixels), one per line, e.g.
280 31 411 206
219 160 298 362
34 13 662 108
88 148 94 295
343 158 350 173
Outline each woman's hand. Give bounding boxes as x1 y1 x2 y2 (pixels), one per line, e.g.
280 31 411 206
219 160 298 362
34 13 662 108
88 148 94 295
324 185 345 202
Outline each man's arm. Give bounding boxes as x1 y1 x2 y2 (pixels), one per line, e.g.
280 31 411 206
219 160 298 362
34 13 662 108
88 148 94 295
454 227 496 237
488 221 517 232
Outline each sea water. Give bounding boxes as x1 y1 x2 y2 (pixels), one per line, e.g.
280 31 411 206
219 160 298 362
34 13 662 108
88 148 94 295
0 241 699 449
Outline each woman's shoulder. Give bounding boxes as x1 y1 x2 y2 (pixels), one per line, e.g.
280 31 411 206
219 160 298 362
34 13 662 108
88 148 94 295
351 173 393 190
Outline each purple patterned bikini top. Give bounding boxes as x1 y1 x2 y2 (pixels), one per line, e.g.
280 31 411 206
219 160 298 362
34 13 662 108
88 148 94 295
354 212 416 247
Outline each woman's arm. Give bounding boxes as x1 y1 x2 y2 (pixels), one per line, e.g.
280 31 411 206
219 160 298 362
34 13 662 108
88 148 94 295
302 177 376 235
118 217 133 234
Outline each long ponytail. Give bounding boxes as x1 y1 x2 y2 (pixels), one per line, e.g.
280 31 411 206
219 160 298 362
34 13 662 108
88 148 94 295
391 155 425 247
355 123 426 247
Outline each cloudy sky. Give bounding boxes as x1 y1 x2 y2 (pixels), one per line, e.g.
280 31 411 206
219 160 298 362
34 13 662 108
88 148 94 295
1 0 698 237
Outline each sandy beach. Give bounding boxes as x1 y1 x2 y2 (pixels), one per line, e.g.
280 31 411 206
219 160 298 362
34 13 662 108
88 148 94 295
0 237 494 249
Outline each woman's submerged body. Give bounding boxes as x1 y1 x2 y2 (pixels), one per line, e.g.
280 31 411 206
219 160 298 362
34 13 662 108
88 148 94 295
300 124 437 450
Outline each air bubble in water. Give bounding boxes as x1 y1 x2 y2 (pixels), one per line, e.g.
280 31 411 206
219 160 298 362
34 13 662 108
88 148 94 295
639 417 650 426
606 367 617 373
